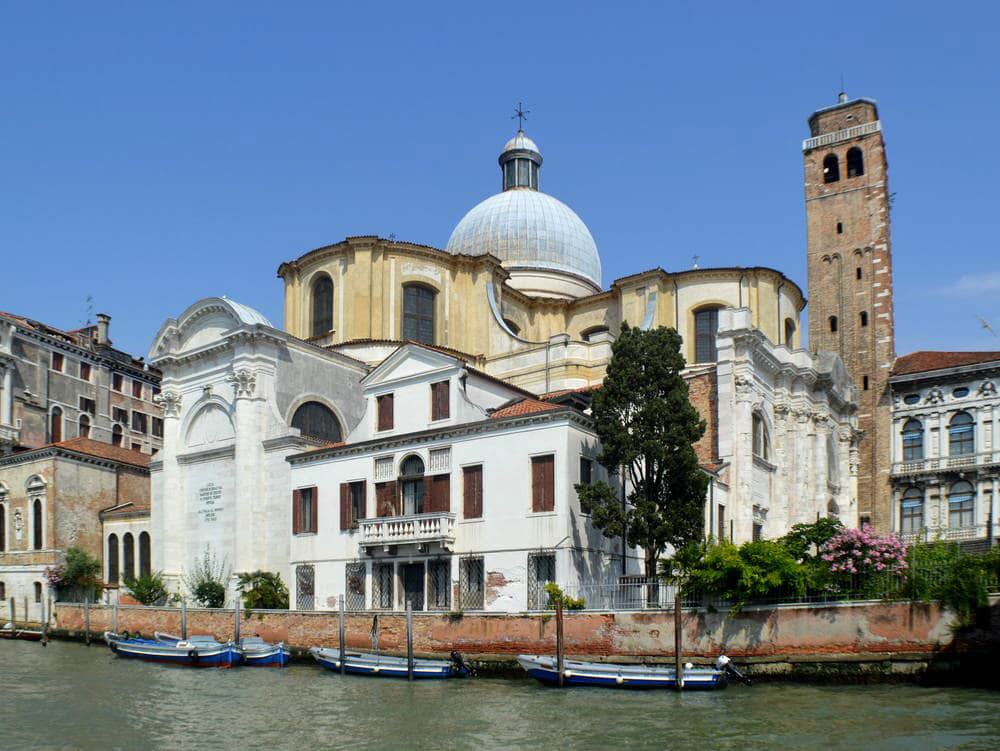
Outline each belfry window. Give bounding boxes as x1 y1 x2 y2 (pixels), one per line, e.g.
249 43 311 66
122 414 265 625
402 284 435 345
310 274 334 338
694 308 719 363
846 147 864 178
822 153 840 183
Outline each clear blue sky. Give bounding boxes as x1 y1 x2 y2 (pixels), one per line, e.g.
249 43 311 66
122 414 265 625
3 2 998 358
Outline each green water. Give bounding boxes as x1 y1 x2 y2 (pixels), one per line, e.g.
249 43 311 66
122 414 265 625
2 640 998 750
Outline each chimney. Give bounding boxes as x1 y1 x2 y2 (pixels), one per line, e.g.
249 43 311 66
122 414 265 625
96 313 111 346
838 91 848 103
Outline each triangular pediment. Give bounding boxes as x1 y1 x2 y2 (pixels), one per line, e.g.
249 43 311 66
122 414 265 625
362 344 463 390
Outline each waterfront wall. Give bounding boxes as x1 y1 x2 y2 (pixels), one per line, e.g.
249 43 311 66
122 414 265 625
52 599 971 660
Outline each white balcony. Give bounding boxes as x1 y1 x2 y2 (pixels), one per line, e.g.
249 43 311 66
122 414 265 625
359 512 456 553
892 451 1000 477
900 524 993 545
0 423 19 446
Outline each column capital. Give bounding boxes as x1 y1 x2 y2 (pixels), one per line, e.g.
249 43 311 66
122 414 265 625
154 389 183 418
228 368 257 400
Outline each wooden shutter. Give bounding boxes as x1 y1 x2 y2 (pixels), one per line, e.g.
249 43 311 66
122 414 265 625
377 481 398 517
463 465 482 519
429 474 450 512
292 489 302 534
532 456 554 512
358 482 368 521
431 381 450 421
378 393 394 431
310 487 319 533
340 483 350 530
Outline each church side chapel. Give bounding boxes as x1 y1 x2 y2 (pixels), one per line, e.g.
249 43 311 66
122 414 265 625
148 104 861 611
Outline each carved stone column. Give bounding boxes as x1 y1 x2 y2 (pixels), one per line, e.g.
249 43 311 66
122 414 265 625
229 367 260 585
152 388 183 586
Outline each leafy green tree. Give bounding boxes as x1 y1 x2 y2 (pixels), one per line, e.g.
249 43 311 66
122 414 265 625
781 518 844 560
576 324 708 578
45 546 103 602
182 547 229 608
124 572 169 606
236 570 289 610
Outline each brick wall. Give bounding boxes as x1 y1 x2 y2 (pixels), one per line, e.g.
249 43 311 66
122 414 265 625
686 367 718 465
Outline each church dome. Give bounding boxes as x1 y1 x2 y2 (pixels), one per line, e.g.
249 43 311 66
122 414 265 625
445 130 602 298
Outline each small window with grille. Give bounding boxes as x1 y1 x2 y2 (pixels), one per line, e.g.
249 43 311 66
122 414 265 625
372 563 394 610
295 564 315 611
345 562 367 611
427 560 451 611
527 552 556 610
459 557 485 610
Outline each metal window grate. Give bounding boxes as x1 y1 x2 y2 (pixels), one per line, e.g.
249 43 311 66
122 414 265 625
459 557 484 610
372 563 394 610
527 552 556 610
427 559 451 611
296 564 315 611
345 562 367 611
429 448 451 472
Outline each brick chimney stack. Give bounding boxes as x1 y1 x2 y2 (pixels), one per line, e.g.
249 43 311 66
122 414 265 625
96 313 111 346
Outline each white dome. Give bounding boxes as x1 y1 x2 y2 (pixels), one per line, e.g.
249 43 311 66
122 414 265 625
445 189 602 291
503 131 539 153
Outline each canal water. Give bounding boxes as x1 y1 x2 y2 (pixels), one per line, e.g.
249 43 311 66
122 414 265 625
2 640 998 750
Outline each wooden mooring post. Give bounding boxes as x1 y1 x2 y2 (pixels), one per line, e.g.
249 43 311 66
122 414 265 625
556 600 565 688
113 600 119 633
405 601 414 682
9 596 15 632
83 596 91 646
181 598 188 640
338 595 346 675
674 590 683 692
40 596 48 646
233 596 241 644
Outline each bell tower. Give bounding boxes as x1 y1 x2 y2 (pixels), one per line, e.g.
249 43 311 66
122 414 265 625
803 93 895 530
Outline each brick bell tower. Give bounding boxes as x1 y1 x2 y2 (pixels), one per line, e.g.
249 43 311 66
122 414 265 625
803 93 896 530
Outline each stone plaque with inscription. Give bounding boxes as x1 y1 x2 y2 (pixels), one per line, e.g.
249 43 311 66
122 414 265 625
197 482 224 523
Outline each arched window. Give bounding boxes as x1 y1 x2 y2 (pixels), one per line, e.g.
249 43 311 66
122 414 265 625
693 308 720 363
123 533 135 581
112 424 123 447
949 412 975 456
829 316 838 333
107 534 119 584
402 284 435 345
948 480 975 529
752 412 770 461
902 418 923 461
502 318 521 336
79 414 91 439
860 311 868 327
291 401 343 443
581 325 610 342
846 147 864 178
900 487 924 534
50 407 62 443
32 498 43 550
139 531 151 577
822 153 840 183
784 318 796 346
310 274 334 338
34 582 42 603
399 455 425 516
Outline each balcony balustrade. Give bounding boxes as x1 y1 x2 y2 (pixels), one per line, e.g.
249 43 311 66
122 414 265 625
359 512 455 552
892 451 1000 477
899 523 993 545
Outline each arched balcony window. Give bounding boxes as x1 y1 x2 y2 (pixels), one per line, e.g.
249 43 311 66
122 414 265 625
402 285 435 345
901 418 923 461
291 401 343 443
310 274 334 338
107 534 119 584
948 480 975 529
846 147 865 178
900 487 924 534
139 531 151 577
822 153 840 183
123 533 135 581
949 412 975 456
399 455 425 516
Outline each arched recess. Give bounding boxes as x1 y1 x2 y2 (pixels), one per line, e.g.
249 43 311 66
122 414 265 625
823 153 840 183
401 283 437 345
581 325 611 342
184 399 235 448
107 534 119 584
50 406 63 443
752 410 771 462
123 533 135 580
290 400 343 443
783 318 796 347
846 147 864 178
310 273 334 338
138 531 151 577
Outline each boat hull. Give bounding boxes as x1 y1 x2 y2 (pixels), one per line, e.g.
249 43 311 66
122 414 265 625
311 648 463 679
105 632 241 668
516 655 727 690
242 645 292 667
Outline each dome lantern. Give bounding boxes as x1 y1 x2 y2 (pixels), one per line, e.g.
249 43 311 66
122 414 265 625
499 130 542 191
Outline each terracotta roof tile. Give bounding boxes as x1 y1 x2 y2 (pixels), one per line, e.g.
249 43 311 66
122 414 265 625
892 351 1000 377
49 437 151 467
539 384 601 400
489 398 563 419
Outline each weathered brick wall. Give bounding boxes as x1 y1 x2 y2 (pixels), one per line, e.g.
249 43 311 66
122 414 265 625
54 600 960 659
685 367 718 465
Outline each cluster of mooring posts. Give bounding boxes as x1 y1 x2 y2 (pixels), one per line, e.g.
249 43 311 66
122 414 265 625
2 596 49 643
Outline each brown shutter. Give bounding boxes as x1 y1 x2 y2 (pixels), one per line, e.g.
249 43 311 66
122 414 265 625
544 456 555 511
532 456 555 512
430 474 450 513
378 393 394 430
340 483 350 530
392 480 400 515
292 489 302 534
311 486 319 533
359 482 368 520
423 476 434 512
377 481 399 517
431 381 450 421
463 466 482 519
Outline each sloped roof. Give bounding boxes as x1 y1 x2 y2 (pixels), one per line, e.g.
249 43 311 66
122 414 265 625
49 438 151 468
489 398 562 419
892 351 1000 377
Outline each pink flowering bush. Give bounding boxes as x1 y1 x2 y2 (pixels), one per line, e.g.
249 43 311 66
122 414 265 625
820 525 908 579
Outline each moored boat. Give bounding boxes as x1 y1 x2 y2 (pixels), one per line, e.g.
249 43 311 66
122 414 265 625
516 654 733 690
310 647 469 679
239 636 292 667
1 623 43 641
104 631 240 667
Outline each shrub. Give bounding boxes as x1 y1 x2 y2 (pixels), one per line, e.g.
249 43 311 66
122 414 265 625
682 540 806 614
45 546 103 602
904 541 993 627
236 570 289 611
543 582 585 610
821 525 908 577
182 547 229 608
781 518 844 561
124 572 169 606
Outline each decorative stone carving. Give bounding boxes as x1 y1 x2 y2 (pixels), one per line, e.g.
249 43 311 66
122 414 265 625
154 389 182 419
228 368 257 399
979 380 997 397
13 508 23 540
734 373 754 399
925 387 945 405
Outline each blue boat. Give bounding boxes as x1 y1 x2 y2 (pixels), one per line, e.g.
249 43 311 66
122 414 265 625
239 636 292 667
104 631 240 668
310 647 469 679
516 654 731 690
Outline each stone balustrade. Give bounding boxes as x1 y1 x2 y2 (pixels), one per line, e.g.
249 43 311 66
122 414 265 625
892 450 1000 477
359 512 455 551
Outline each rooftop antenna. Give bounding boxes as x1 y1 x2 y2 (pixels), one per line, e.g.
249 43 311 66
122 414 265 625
511 101 530 131
388 233 396 241
692 254 700 270
978 315 998 339
82 295 94 327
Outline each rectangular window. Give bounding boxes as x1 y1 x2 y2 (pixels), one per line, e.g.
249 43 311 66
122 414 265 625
131 442 142 451
113 407 128 424
427 559 451 610
531 455 555 512
113 373 124 392
527 552 556 609
131 411 148 434
579 456 593 485
717 504 726 542
463 465 483 519
377 393 394 431
79 397 96 415
694 308 719 363
132 380 143 398
340 481 366 530
459 557 485 610
900 499 923 534
372 562 394 610
293 487 318 534
152 387 161 400
752 523 763 542
151 417 164 438
51 352 64 372
431 380 450 421
79 362 91 381
345 562 366 611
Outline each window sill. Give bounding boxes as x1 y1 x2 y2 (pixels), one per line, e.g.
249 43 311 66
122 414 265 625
752 455 776 472
293 532 318 537
527 511 558 518
458 517 484 524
